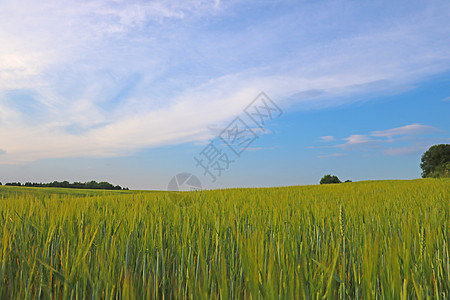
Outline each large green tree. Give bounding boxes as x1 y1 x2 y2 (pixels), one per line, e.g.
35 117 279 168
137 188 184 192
420 144 450 178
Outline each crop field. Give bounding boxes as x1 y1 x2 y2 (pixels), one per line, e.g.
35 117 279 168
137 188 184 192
0 179 449 299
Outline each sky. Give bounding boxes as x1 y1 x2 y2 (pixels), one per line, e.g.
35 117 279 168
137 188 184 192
0 0 449 190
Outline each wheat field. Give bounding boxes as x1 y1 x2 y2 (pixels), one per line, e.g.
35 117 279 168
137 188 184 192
0 179 449 299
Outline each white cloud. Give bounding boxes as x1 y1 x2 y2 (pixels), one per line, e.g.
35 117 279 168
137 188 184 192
319 136 335 142
317 123 447 156
342 135 375 146
371 123 439 138
317 153 344 159
1 0 450 164
383 145 429 156
245 146 279 152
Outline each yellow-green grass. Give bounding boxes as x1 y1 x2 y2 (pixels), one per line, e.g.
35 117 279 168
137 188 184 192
0 179 449 299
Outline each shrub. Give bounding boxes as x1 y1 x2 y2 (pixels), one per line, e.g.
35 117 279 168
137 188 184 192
320 174 341 184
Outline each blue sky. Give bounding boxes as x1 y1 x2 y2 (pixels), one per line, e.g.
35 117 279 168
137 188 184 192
0 0 449 189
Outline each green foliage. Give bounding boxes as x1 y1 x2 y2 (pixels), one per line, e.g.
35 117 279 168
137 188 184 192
0 179 449 299
420 144 450 178
320 174 342 184
428 162 450 178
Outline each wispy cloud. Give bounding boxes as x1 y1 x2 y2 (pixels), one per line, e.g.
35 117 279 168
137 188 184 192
442 96 450 101
1 0 450 164
245 146 279 152
316 123 448 156
317 153 344 159
339 135 379 150
383 145 428 156
371 123 440 138
319 136 335 142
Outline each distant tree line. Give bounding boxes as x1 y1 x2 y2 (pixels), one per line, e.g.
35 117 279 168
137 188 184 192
1 180 128 190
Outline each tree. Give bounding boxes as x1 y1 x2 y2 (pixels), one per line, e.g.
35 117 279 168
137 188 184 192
420 144 450 178
320 174 341 184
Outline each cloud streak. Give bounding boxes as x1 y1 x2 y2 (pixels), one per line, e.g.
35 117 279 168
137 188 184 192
317 153 344 159
316 123 449 156
319 136 335 143
371 124 440 138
